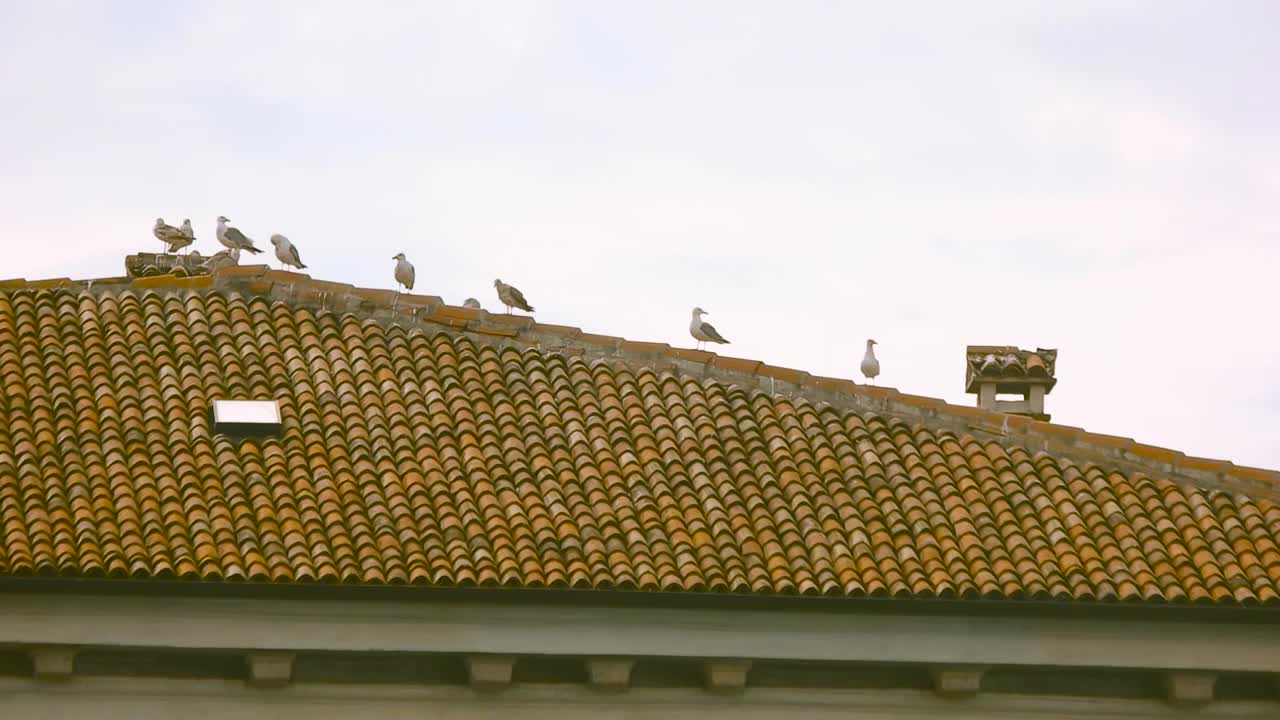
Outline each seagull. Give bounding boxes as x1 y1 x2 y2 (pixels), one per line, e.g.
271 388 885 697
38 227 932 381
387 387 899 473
177 219 195 255
392 253 415 292
462 298 481 309
494 278 534 315
215 216 263 254
153 218 189 255
269 234 307 271
689 307 730 351
860 339 880 385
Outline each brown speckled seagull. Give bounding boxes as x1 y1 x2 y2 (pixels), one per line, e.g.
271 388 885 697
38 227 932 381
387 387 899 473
153 218 190 255
494 278 534 315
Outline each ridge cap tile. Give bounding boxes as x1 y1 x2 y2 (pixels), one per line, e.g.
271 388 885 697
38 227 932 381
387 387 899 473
577 332 624 347
620 340 672 353
211 264 270 279
434 305 484 322
27 278 72 288
486 314 535 327
294 279 354 293
709 355 764 375
757 364 809 385
530 323 583 337
665 348 716 363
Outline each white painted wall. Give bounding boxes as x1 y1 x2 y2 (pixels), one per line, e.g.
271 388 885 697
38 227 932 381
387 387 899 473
2 679 1276 720
2 593 1277 672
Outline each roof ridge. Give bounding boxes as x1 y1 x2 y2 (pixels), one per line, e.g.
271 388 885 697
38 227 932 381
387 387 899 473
4 266 1278 502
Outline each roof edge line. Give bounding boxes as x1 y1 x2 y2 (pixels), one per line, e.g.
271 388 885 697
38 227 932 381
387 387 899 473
2 576 1277 620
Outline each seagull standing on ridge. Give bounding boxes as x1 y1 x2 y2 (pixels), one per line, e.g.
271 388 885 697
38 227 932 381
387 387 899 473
392 253 415 292
269 234 307 271
153 218 189 255
462 298 481 309
689 307 730 351
860 339 880 385
494 279 534 315
215 216 263 254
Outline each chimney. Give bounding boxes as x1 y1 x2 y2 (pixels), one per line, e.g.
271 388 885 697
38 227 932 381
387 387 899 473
965 346 1058 421
125 251 239 279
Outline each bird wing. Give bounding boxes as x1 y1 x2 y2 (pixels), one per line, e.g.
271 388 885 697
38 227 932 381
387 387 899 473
288 244 306 268
508 285 533 311
226 227 263 253
700 321 729 344
156 225 190 251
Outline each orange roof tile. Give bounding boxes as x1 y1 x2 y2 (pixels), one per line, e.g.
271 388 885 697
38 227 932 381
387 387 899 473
0 269 1278 605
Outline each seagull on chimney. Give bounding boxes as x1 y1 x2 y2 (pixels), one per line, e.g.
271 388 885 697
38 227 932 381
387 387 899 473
153 218 189 255
689 307 730 351
860 339 880 385
177 219 195 254
216 216 263 254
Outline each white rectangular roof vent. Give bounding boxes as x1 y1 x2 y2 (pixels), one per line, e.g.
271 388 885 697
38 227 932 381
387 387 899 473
211 399 282 436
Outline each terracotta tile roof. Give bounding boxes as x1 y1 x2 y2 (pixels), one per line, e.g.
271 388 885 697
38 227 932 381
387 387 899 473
1 268 1279 605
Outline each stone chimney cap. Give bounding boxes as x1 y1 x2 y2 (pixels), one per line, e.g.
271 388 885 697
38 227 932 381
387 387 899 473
965 346 1058 395
125 251 240 279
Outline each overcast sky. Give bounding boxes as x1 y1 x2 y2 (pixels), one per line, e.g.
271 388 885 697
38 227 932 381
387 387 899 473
2 1 1278 470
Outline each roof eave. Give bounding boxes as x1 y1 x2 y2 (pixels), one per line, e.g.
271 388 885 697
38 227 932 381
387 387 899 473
1 576 1276 624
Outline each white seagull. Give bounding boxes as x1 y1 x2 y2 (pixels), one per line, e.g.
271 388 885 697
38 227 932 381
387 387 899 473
392 253 415 292
269 234 307 270
153 218 189 254
177 219 195 254
462 298 481 309
215 216 263 254
494 278 534 315
689 307 730 351
860 339 880 385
